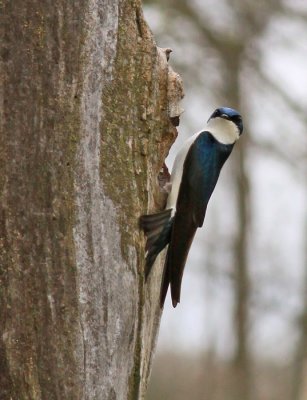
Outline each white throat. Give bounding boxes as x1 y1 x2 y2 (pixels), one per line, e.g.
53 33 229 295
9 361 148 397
206 117 240 145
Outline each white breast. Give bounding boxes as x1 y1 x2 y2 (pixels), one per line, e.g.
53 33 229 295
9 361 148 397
165 117 239 215
166 131 202 214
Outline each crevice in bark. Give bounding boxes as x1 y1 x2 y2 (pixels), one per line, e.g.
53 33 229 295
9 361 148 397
1 1 183 399
135 7 144 38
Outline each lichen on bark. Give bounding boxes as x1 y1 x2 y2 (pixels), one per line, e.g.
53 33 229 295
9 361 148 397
1 0 183 399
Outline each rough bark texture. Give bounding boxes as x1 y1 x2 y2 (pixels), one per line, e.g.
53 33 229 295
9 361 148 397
0 1 183 399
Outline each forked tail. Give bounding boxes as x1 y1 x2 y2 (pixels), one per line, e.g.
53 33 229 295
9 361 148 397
139 209 173 279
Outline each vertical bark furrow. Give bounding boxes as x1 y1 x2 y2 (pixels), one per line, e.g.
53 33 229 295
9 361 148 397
1 1 183 399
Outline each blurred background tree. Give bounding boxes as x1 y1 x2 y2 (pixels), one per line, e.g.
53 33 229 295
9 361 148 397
143 1 307 399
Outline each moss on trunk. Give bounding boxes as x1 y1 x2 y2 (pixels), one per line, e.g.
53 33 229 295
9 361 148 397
1 0 183 399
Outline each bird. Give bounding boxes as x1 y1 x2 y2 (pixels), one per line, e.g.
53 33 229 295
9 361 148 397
140 107 243 308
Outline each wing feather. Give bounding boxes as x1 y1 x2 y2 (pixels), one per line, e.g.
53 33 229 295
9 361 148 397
161 132 233 307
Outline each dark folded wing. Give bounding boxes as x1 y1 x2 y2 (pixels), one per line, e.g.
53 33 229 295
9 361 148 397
161 132 233 307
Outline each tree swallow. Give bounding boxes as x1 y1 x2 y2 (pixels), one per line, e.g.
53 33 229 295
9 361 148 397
140 107 243 308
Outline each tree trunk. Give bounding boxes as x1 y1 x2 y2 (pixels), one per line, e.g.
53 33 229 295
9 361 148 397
0 1 183 399
290 186 307 400
219 46 251 400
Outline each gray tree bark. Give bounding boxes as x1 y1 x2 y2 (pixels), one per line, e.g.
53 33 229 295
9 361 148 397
291 187 307 400
0 1 183 399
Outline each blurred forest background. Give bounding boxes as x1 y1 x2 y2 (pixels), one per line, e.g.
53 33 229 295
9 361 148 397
143 1 307 399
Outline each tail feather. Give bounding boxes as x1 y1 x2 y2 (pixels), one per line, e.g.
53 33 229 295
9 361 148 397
139 209 173 279
160 249 171 307
140 210 172 231
145 225 165 240
160 215 197 308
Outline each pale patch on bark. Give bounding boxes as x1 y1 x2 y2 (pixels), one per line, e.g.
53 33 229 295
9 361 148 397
1 0 184 398
73 1 137 399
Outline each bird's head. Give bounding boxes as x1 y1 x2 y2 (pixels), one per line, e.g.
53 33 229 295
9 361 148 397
207 107 243 145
